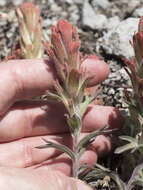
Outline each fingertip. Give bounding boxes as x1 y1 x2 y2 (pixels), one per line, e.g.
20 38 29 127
108 107 124 129
82 58 109 86
83 105 124 132
92 135 112 156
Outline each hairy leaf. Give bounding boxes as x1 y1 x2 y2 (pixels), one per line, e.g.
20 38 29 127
36 138 75 161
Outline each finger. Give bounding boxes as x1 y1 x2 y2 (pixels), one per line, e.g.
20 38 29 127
0 167 92 190
31 150 97 176
0 101 123 142
81 57 109 87
0 132 110 168
0 58 109 114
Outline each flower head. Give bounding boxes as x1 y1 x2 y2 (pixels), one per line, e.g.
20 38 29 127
15 3 43 59
46 20 93 115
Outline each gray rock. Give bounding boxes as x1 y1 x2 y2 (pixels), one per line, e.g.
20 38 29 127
82 0 107 30
42 19 52 28
0 0 9 6
103 16 120 30
68 4 79 22
10 0 23 5
133 7 143 17
97 18 139 59
91 0 110 10
127 0 140 10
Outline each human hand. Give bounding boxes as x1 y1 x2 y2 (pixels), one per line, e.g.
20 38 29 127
0 58 123 189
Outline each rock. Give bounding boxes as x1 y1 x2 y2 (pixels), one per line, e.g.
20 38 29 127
108 88 115 95
91 0 110 10
133 7 143 17
0 0 9 6
42 19 52 28
68 4 79 22
10 0 24 5
82 0 107 30
97 18 139 59
127 0 140 11
76 0 83 4
51 4 62 13
103 16 120 30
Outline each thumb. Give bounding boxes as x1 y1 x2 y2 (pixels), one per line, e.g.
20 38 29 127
0 167 93 190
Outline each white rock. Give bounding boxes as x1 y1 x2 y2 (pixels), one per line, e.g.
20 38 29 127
42 19 52 28
65 0 73 4
133 7 143 17
0 0 9 6
128 0 140 11
82 0 107 30
65 0 83 4
103 16 120 30
92 0 110 10
98 18 139 59
10 0 23 5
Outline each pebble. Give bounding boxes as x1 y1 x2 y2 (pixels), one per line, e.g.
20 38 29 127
103 16 120 30
42 19 52 28
10 0 23 5
133 7 143 17
0 0 9 6
97 18 139 59
91 0 110 10
82 0 107 30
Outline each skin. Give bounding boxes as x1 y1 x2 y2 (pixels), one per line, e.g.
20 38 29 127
0 58 123 189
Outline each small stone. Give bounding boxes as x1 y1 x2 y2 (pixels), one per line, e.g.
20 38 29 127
11 0 23 5
51 4 62 13
103 16 120 30
6 31 13 38
0 0 9 6
82 0 107 30
92 0 110 10
133 7 143 17
65 0 73 4
97 18 139 59
42 19 52 28
108 88 115 95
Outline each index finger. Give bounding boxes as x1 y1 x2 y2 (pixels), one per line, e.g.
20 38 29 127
0 58 109 114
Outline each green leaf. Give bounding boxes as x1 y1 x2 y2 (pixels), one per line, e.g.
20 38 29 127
66 113 82 135
76 75 95 103
114 143 137 154
114 136 140 154
127 164 143 190
78 95 94 118
44 92 62 102
119 136 137 143
36 138 75 161
78 126 113 158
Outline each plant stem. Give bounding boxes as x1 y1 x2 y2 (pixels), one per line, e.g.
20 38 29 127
72 129 79 178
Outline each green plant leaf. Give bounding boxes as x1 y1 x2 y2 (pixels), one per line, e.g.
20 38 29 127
78 95 94 118
114 136 140 154
114 143 137 154
36 138 75 161
78 126 114 158
127 163 143 190
119 136 138 143
66 113 82 135
44 92 62 102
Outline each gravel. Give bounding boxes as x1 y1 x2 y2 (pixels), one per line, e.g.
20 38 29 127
82 0 107 30
97 18 139 59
